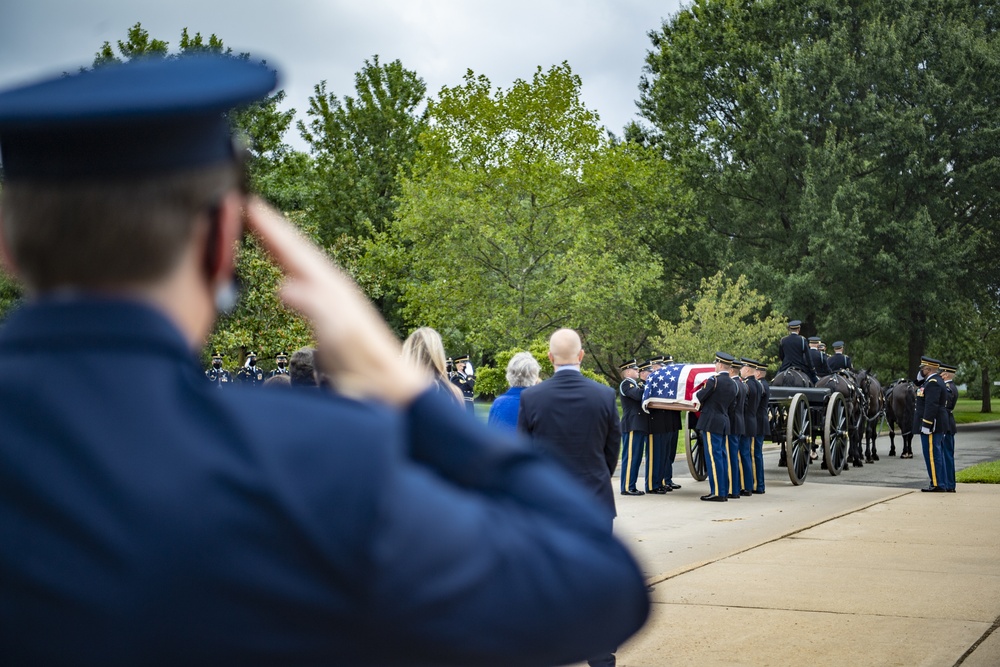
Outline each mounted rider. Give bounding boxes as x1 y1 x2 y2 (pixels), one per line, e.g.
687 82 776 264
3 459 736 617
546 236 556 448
828 341 853 372
777 319 816 383
808 337 833 378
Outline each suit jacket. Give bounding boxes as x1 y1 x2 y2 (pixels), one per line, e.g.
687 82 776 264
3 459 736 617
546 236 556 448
0 298 647 667
519 369 622 518
695 371 737 434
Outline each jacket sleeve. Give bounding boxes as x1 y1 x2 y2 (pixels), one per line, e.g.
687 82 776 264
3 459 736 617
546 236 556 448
363 389 648 667
696 375 717 403
620 379 645 402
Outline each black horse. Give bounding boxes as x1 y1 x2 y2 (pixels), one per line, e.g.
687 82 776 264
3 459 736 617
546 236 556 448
856 369 884 463
883 379 916 458
816 371 864 468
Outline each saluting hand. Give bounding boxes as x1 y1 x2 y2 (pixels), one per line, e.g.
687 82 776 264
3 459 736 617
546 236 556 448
244 197 430 406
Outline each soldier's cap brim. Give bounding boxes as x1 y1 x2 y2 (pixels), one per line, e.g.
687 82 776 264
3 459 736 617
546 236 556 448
0 55 277 181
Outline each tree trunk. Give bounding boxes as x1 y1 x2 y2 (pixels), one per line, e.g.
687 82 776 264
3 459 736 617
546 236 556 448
906 315 926 380
982 366 992 414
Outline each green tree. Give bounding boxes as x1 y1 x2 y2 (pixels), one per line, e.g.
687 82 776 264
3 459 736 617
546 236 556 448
299 56 427 241
388 64 680 374
91 23 316 362
636 0 1000 378
650 271 786 366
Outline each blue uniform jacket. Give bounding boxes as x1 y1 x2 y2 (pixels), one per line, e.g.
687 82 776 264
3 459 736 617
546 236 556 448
743 376 761 437
0 298 648 667
695 372 737 434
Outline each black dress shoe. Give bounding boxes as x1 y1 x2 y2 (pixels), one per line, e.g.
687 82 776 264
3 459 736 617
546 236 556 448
753 489 766 494
621 489 644 496
647 487 669 494
740 490 752 497
946 489 956 493
727 493 740 499
669 483 682 490
700 494 727 502
920 486 945 493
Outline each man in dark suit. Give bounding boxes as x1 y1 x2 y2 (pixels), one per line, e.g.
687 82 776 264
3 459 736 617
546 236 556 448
0 56 648 667
518 328 622 667
693 352 739 502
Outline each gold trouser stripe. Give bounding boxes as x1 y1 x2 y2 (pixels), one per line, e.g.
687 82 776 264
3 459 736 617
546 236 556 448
737 436 746 489
725 436 733 493
647 434 655 488
705 431 718 497
928 433 938 486
750 437 758 484
625 432 636 489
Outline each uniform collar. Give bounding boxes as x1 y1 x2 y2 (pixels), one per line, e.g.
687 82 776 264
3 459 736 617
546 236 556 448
0 295 197 364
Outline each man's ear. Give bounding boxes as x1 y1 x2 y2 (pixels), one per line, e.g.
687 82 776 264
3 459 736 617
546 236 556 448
0 208 22 279
578 349 585 363
203 191 244 285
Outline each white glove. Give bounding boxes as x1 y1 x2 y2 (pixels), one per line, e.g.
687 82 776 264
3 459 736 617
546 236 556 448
921 426 931 435
466 362 474 376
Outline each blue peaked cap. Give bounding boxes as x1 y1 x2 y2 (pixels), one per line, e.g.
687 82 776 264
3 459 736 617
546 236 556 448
0 55 278 181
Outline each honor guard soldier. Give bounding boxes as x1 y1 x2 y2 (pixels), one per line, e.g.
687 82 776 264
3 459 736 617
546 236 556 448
808 337 833 378
778 319 815 383
752 360 770 494
618 358 648 496
451 354 476 415
235 351 266 387
205 350 231 387
725 358 747 498
913 357 948 492
693 352 738 502
651 355 682 491
269 351 290 378
739 358 762 497
828 341 853 372
940 362 959 492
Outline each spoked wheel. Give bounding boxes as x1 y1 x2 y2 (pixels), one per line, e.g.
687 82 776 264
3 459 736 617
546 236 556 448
786 393 811 485
686 428 707 481
823 392 848 475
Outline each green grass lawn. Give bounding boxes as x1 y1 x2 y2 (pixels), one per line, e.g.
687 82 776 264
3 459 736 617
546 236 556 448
956 460 1000 484
953 399 999 425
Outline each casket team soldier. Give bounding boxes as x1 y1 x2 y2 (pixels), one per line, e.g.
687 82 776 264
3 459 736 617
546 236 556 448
652 355 682 492
643 358 673 494
739 358 761 497
618 358 647 496
752 361 770 494
725 358 747 499
450 354 476 415
269 351 289 378
205 350 231 387
693 352 738 502
913 357 948 492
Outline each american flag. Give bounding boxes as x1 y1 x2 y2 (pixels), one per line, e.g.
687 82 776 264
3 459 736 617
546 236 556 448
642 363 717 412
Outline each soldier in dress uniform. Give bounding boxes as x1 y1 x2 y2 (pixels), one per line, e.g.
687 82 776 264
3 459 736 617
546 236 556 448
618 358 647 496
692 352 738 502
235 351 266 387
940 363 959 492
778 319 816 382
651 355 682 492
739 358 761 497
205 350 231 387
450 354 476 415
913 357 948 492
828 341 853 372
752 360 770 494
808 337 833 378
268 352 289 378
725 358 747 499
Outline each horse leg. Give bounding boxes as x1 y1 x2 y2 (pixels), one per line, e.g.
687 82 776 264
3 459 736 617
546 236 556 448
778 443 787 467
864 432 873 464
887 424 896 457
870 427 880 461
852 431 864 467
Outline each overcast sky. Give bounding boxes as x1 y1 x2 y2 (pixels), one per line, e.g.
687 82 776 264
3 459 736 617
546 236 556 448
0 0 685 150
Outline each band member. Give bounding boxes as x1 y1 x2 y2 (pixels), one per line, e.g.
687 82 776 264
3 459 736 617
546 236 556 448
269 352 290 378
205 351 231 387
235 351 266 387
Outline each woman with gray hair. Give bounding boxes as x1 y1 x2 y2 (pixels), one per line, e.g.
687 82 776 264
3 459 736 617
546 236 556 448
488 351 541 432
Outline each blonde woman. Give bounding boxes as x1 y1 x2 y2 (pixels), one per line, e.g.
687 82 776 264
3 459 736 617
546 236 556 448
402 327 464 406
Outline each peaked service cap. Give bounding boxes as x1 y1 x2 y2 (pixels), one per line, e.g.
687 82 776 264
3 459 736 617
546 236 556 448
0 55 278 181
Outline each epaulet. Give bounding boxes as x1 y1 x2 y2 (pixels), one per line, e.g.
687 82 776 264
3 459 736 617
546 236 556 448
927 376 940 384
